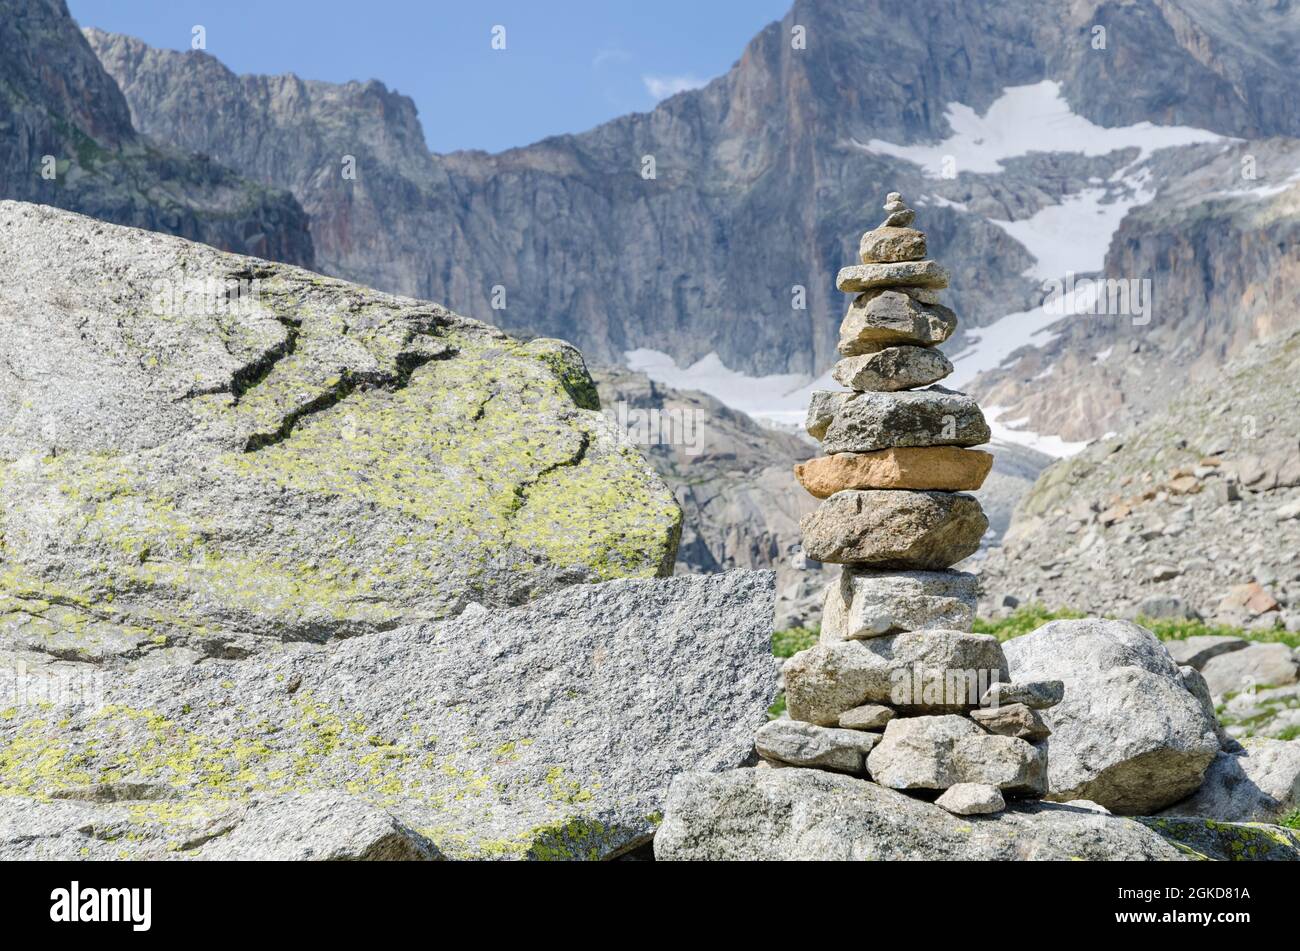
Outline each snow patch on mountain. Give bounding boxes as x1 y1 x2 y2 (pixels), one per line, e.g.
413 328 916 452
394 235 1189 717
624 348 819 426
984 406 1090 458
857 80 1226 176
990 184 1147 280
946 305 1064 389
626 83 1235 459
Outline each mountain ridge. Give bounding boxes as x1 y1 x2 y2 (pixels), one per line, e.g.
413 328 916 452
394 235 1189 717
0 0 314 267
64 1 1300 460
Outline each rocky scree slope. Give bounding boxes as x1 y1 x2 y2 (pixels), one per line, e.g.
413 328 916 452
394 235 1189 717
83 0 1300 380
1 0 313 267
978 328 1300 630
0 202 681 666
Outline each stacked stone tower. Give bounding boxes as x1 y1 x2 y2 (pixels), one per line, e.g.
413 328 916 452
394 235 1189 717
756 193 1064 816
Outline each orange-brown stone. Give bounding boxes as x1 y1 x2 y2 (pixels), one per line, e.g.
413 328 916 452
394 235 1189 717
794 448 993 498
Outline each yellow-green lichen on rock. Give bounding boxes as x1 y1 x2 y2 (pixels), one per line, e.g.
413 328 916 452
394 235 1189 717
0 568 778 860
1140 816 1300 861
0 202 681 660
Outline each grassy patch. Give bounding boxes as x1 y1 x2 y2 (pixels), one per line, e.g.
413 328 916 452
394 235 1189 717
1136 616 1299 649
767 694 787 720
972 606 1085 641
974 605 1298 648
772 626 818 658
1283 810 1300 831
767 627 819 721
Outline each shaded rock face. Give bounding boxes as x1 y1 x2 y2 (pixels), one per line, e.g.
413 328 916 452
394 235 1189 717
654 768 1228 861
0 1 313 267
1161 739 1300 825
0 202 681 661
0 570 776 861
83 1 1300 377
1003 619 1221 814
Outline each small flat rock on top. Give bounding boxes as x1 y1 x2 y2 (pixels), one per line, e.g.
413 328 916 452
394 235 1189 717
819 387 991 455
837 260 949 293
832 346 953 392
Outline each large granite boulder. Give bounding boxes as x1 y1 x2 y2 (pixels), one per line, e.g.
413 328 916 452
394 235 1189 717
0 570 776 860
1003 619 1221 814
654 768 1296 861
0 202 681 661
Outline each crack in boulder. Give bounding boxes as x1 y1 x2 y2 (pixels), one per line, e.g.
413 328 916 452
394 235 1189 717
241 345 453 453
507 429 592 519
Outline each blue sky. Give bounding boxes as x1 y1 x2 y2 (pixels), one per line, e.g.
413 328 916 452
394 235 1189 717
68 0 792 154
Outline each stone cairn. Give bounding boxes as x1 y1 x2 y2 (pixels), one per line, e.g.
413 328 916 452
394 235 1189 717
756 193 1065 816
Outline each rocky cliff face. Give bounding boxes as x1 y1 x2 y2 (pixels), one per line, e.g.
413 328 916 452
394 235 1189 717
85 0 1300 381
969 138 1300 443
1 0 314 266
